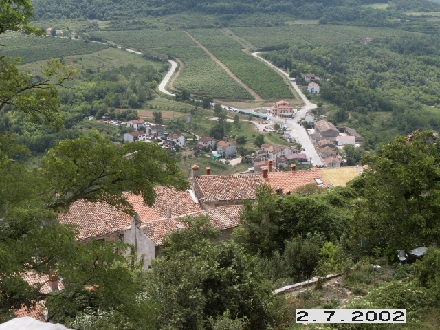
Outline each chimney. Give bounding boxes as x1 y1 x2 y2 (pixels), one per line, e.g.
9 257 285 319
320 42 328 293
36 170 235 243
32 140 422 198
291 164 297 172
166 206 171 218
206 167 211 175
262 168 268 179
191 164 200 178
48 273 59 291
268 159 273 172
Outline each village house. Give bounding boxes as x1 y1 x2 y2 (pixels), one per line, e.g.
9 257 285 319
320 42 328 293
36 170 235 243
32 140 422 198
317 139 336 149
285 153 309 165
324 156 342 168
149 124 165 137
305 113 315 124
308 82 320 94
320 146 338 158
126 119 145 130
216 141 236 158
315 120 340 141
45 28 52 36
166 134 185 148
268 100 295 118
123 131 147 143
337 135 356 146
302 74 320 82
198 136 217 150
344 127 364 143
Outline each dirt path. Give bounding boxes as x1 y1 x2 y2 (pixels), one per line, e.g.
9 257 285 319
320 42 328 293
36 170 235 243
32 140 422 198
184 31 262 101
221 28 256 51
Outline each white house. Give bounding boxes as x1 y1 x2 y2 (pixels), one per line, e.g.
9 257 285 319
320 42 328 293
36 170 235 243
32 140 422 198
166 134 185 148
124 131 147 143
198 137 217 149
217 141 236 158
302 74 319 82
308 82 320 94
337 135 356 146
126 119 145 130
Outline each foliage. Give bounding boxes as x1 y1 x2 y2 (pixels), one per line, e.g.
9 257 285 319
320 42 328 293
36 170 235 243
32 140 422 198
1 57 76 130
148 216 278 330
254 134 264 147
153 110 163 124
41 131 188 212
351 131 440 257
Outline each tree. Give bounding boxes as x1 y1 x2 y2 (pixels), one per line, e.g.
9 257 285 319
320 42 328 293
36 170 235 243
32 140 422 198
343 144 364 165
153 110 163 124
254 134 265 148
202 97 213 109
274 123 280 130
213 103 223 116
351 131 440 257
233 114 240 129
148 216 279 330
236 135 246 144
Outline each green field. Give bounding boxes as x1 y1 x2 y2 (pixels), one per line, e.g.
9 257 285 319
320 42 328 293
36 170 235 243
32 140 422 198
158 47 253 99
0 33 109 63
90 30 196 49
230 24 421 49
189 29 293 99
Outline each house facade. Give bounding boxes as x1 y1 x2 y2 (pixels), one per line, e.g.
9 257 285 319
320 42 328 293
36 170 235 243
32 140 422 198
167 134 185 148
198 136 217 149
308 82 320 94
315 120 339 141
337 135 356 146
217 141 236 158
269 100 295 118
127 119 145 130
124 131 147 143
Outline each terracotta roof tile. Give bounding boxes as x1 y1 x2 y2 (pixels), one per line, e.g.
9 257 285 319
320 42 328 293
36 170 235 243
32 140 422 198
264 168 324 194
217 140 230 147
193 174 264 202
59 201 131 240
142 205 243 245
126 186 202 223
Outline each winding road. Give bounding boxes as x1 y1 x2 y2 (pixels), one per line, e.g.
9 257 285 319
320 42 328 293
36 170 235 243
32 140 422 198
158 60 178 96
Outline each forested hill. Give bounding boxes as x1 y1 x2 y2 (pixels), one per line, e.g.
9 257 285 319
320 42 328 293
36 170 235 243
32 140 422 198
31 0 394 20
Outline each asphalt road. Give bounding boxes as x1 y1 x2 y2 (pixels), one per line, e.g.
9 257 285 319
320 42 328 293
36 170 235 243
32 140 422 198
252 52 322 166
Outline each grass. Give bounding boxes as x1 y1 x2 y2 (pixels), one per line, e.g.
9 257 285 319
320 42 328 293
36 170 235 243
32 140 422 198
63 47 164 72
0 32 108 64
361 3 389 9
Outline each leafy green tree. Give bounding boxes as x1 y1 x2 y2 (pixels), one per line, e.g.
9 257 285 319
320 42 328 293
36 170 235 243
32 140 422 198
352 131 440 257
233 114 240 129
213 103 223 116
41 131 188 212
236 135 246 144
153 110 163 124
254 134 265 147
148 216 278 330
202 97 213 109
343 144 364 165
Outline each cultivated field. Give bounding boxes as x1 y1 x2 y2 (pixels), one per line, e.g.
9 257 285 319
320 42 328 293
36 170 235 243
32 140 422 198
158 46 253 99
0 33 108 63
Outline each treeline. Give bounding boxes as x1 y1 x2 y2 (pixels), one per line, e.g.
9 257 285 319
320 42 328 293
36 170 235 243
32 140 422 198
32 0 390 20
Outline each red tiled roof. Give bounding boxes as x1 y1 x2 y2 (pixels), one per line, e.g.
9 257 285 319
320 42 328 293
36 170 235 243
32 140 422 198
129 120 145 124
193 174 264 202
217 140 230 147
130 131 146 137
59 200 132 240
168 134 182 140
142 205 243 245
199 136 216 143
126 186 202 223
264 168 324 194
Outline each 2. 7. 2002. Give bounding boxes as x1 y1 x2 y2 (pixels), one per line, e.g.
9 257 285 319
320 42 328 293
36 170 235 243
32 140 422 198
296 309 406 323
